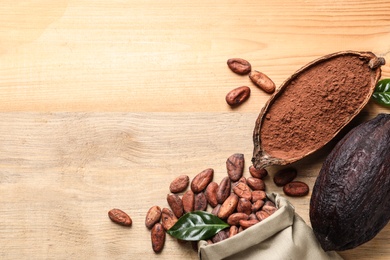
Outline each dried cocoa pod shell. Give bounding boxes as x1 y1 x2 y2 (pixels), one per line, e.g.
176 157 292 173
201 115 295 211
310 113 390 251
252 51 384 169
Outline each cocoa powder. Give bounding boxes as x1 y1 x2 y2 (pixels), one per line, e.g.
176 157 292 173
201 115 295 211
260 55 373 160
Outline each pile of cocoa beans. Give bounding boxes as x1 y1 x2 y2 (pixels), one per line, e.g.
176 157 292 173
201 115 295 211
145 153 278 253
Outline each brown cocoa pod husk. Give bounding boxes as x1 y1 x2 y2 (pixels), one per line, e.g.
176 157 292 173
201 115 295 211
232 182 252 200
226 86 251 107
251 190 266 203
246 177 266 191
227 212 249 226
194 192 208 211
108 208 132 227
145 206 162 229
229 225 239 238
256 210 270 221
237 198 252 215
151 223 165 253
226 153 244 182
227 58 251 75
211 204 221 216
182 189 195 213
251 199 265 213
252 51 384 169
167 194 184 218
218 193 239 219
283 181 310 197
249 70 276 94
249 165 268 179
212 229 229 243
205 181 219 208
239 219 259 230
169 175 190 193
191 168 214 193
273 167 297 186
216 177 231 204
161 208 178 231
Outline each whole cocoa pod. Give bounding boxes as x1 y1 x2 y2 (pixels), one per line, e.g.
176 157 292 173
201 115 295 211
310 113 390 251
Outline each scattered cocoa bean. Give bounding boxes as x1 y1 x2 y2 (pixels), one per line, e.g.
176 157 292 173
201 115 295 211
182 190 195 213
217 177 231 204
249 165 268 179
239 219 259 229
169 175 190 193
227 212 249 226
151 223 165 253
194 192 208 211
211 204 221 216
251 199 265 213
205 182 219 207
237 198 252 215
246 177 265 191
249 70 276 94
283 181 309 197
161 208 178 231
229 225 239 238
108 208 132 227
167 194 184 218
212 229 229 243
145 206 162 229
273 167 297 186
233 182 252 200
233 176 247 187
227 58 251 75
218 193 239 219
262 204 277 216
226 86 251 107
256 210 270 221
191 168 214 193
248 213 258 221
226 153 245 181
251 190 266 203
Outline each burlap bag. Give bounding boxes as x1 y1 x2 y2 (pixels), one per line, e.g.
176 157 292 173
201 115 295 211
198 193 342 260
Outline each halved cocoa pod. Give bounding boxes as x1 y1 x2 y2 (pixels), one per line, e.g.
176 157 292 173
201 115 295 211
252 51 384 169
310 113 390 251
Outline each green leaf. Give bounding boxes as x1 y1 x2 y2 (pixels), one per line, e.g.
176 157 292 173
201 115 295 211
372 79 390 106
166 211 229 241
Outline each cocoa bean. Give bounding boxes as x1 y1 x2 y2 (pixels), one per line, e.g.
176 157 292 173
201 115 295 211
284 181 309 197
229 225 239 238
262 204 277 216
256 210 270 221
248 213 258 220
108 208 132 227
226 153 244 181
218 193 239 219
233 182 252 200
225 86 251 107
251 199 265 213
151 223 165 253
227 212 249 226
237 198 252 215
217 177 231 204
227 58 251 75
169 175 190 193
251 190 266 203
205 182 219 208
233 176 247 187
249 165 268 179
246 177 265 191
145 206 162 229
273 167 297 186
161 208 178 231
249 70 276 94
239 219 259 229
194 192 208 211
191 168 214 193
167 194 184 218
212 229 229 243
211 204 221 216
182 190 195 213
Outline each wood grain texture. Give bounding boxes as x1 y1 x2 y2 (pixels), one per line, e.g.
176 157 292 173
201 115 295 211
0 0 390 259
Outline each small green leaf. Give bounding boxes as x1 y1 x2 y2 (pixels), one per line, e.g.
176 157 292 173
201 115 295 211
166 211 229 241
372 79 390 106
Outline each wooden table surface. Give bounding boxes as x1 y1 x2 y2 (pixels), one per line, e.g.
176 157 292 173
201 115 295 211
1 1 390 259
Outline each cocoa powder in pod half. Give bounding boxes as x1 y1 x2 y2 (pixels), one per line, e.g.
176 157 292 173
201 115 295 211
252 51 384 169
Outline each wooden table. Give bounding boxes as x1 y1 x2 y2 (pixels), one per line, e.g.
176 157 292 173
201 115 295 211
1 1 389 259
